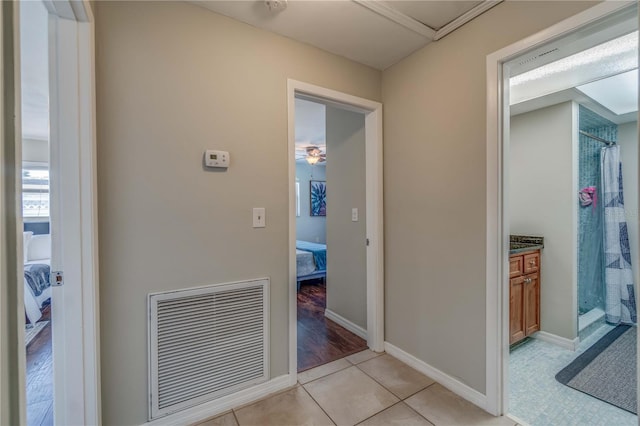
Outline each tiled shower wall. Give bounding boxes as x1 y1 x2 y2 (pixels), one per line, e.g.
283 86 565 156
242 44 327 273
577 106 617 314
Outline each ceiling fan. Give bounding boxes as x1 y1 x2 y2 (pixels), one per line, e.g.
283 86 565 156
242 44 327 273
296 145 326 165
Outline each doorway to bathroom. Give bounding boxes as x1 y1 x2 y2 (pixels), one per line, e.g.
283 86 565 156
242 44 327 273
487 3 639 425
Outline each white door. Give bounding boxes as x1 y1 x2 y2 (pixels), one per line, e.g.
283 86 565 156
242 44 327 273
17 1 100 424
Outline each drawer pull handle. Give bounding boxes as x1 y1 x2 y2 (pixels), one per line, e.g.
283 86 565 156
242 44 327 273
524 278 532 284
529 260 536 266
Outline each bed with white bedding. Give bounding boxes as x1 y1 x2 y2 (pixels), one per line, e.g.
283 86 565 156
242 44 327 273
296 240 326 290
23 233 51 325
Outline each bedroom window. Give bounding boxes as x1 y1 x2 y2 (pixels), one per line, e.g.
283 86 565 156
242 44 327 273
22 163 50 218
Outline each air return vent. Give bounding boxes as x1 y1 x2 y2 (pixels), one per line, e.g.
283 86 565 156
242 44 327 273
148 279 269 420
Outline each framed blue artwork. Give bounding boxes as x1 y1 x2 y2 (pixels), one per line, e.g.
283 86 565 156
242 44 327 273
310 180 326 216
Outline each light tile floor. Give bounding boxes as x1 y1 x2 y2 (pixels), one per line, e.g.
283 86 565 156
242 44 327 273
194 351 517 426
509 324 637 426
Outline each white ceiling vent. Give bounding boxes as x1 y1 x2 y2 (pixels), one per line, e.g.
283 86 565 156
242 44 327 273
148 279 269 420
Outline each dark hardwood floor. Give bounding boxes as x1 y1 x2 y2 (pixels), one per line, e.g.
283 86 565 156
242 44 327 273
26 303 53 426
297 280 368 372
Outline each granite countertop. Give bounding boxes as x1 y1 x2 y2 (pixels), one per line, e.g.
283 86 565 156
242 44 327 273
509 235 544 255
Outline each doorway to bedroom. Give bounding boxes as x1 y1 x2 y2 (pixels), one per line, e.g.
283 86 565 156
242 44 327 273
294 96 369 372
19 1 54 426
21 2 54 425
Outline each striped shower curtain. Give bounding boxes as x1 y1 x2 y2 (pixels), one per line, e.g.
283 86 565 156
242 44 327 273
601 145 637 324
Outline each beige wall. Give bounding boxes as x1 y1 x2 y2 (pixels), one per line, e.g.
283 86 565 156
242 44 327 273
325 106 367 329
94 2 380 424
510 102 577 340
1 2 24 424
618 121 639 286
296 162 326 244
381 1 597 393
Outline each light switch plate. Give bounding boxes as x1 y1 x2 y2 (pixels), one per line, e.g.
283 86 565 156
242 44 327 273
253 208 266 228
352 208 358 222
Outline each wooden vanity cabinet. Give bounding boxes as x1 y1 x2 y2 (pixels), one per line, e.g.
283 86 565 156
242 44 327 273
509 250 540 345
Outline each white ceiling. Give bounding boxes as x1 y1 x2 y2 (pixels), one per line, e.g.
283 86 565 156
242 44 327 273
194 0 498 70
509 9 639 125
577 69 638 116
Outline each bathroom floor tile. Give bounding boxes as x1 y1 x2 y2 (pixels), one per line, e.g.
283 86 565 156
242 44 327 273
357 354 435 399
304 366 398 425
345 349 381 365
298 358 351 384
234 386 334 426
406 384 515 426
358 402 434 426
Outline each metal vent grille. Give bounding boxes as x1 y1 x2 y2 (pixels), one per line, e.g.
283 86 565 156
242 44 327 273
148 279 269 420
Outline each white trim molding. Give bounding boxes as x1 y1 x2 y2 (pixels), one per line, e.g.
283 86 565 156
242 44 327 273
384 342 488 411
434 1 503 41
485 1 635 417
141 375 292 426
324 309 367 340
287 79 385 383
532 332 579 352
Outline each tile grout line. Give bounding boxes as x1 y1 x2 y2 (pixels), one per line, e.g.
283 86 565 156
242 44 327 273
399 394 437 426
353 356 435 401
353 400 405 425
299 382 338 426
298 349 382 386
352 356 439 426
231 408 241 426
298 360 354 386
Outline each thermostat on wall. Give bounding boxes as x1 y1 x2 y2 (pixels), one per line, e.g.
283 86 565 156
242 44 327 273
204 150 230 168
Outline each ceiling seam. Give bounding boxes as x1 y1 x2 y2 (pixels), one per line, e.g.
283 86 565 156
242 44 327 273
352 0 436 40
434 0 503 41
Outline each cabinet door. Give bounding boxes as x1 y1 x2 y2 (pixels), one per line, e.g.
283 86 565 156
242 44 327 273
510 276 526 344
509 256 523 278
524 272 540 336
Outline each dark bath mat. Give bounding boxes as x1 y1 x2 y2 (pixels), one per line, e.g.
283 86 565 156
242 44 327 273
556 325 636 414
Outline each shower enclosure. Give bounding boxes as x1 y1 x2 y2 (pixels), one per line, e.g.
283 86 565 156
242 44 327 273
578 106 618 315
578 105 637 331
577 106 617 328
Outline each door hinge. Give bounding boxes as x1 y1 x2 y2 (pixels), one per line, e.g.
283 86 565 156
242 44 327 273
366 238 370 246
52 271 64 286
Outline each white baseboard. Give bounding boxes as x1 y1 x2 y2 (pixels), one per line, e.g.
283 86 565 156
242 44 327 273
141 374 294 426
384 342 488 412
325 308 367 339
532 331 579 351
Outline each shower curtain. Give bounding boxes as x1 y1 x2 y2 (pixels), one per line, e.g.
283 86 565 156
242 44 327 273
601 145 637 324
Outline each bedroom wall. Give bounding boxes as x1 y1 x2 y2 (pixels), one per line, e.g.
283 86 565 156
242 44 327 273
325 106 367 329
381 0 597 395
22 138 48 163
618 121 639 286
510 102 577 341
296 162 326 244
94 2 381 424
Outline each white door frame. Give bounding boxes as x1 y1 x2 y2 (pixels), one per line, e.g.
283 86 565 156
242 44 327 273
25 1 100 425
485 1 636 416
287 79 384 382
